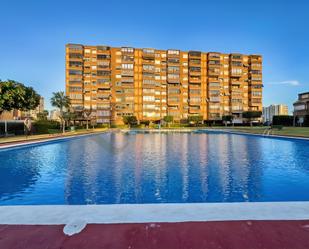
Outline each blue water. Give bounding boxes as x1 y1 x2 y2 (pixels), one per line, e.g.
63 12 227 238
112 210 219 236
0 131 309 205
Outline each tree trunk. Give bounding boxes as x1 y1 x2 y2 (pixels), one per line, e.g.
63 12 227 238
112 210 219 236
62 120 65 133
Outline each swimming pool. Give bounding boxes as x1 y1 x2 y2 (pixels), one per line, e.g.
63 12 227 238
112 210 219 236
0 131 309 205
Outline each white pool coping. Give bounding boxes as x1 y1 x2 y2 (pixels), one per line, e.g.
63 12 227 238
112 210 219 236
1 202 309 225
0 132 107 150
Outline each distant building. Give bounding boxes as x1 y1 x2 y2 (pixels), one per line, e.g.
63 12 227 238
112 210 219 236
293 92 309 125
0 110 21 120
49 109 61 121
0 97 45 121
262 104 288 123
22 97 45 119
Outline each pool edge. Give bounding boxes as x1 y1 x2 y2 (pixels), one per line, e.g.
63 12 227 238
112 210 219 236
1 201 309 225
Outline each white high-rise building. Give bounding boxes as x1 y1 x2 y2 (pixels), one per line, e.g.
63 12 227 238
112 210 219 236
263 104 288 123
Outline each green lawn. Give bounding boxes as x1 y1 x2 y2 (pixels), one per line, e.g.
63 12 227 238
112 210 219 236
220 126 309 138
0 128 108 145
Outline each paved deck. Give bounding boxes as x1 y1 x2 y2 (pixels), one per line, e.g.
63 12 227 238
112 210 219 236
1 221 309 249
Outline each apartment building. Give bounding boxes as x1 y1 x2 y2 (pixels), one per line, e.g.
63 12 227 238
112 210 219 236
263 104 289 123
65 44 263 124
293 92 309 125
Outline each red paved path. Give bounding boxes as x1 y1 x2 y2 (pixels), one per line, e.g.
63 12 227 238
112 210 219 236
1 221 309 249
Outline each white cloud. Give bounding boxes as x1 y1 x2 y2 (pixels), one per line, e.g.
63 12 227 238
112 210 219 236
267 80 300 86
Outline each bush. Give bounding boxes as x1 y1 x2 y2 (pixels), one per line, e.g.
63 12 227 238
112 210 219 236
33 120 60 134
123 115 137 127
272 115 294 126
304 115 309 127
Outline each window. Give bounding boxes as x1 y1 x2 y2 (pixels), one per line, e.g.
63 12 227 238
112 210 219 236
252 91 262 96
143 64 154 71
69 93 82 100
251 70 262 75
121 47 134 53
168 50 179 55
143 48 155 54
122 63 134 69
231 68 242 75
143 88 155 94
209 82 220 87
69 70 82 75
294 105 305 111
143 96 155 102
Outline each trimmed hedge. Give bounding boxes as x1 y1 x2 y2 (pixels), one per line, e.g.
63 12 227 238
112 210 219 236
272 115 294 126
33 120 60 134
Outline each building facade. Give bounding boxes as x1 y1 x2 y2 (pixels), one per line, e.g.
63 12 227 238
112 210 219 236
0 97 44 121
65 44 263 124
293 92 309 125
262 104 288 123
22 97 45 119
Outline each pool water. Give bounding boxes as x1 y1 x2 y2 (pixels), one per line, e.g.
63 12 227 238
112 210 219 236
0 131 309 205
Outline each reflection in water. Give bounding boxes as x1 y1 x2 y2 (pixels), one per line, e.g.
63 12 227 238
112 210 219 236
1 132 309 205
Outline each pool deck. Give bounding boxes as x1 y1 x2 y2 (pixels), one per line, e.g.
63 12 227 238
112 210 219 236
1 203 309 248
2 220 309 249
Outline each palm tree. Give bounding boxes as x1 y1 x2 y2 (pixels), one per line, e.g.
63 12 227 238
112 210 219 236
50 91 71 133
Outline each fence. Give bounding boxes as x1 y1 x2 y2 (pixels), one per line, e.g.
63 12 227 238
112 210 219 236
0 120 25 136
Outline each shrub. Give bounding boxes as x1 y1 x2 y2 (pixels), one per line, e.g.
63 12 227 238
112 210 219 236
272 115 294 126
33 120 60 134
123 115 138 127
188 115 203 126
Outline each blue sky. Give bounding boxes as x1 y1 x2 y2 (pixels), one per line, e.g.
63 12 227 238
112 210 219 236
1 0 308 112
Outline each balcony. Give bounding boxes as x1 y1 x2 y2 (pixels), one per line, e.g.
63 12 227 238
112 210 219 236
167 100 180 106
68 53 83 61
167 58 180 64
188 51 201 58
96 46 110 53
208 60 221 67
97 54 111 60
97 83 110 90
189 59 201 65
208 52 221 60
231 81 241 86
208 68 220 76
122 55 134 62
189 70 201 76
188 100 201 106
189 77 201 84
189 108 201 114
67 44 83 51
167 50 180 58
230 54 243 61
121 70 134 76
250 55 262 63
209 96 220 102
230 68 242 78
121 47 134 54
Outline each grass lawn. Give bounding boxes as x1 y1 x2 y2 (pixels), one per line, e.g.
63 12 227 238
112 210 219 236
0 128 108 145
221 126 309 138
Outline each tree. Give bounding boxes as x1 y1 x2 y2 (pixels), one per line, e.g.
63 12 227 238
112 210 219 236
83 108 92 130
50 91 71 133
163 115 174 127
0 80 40 115
222 115 233 126
123 115 137 128
242 111 262 126
188 115 203 126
